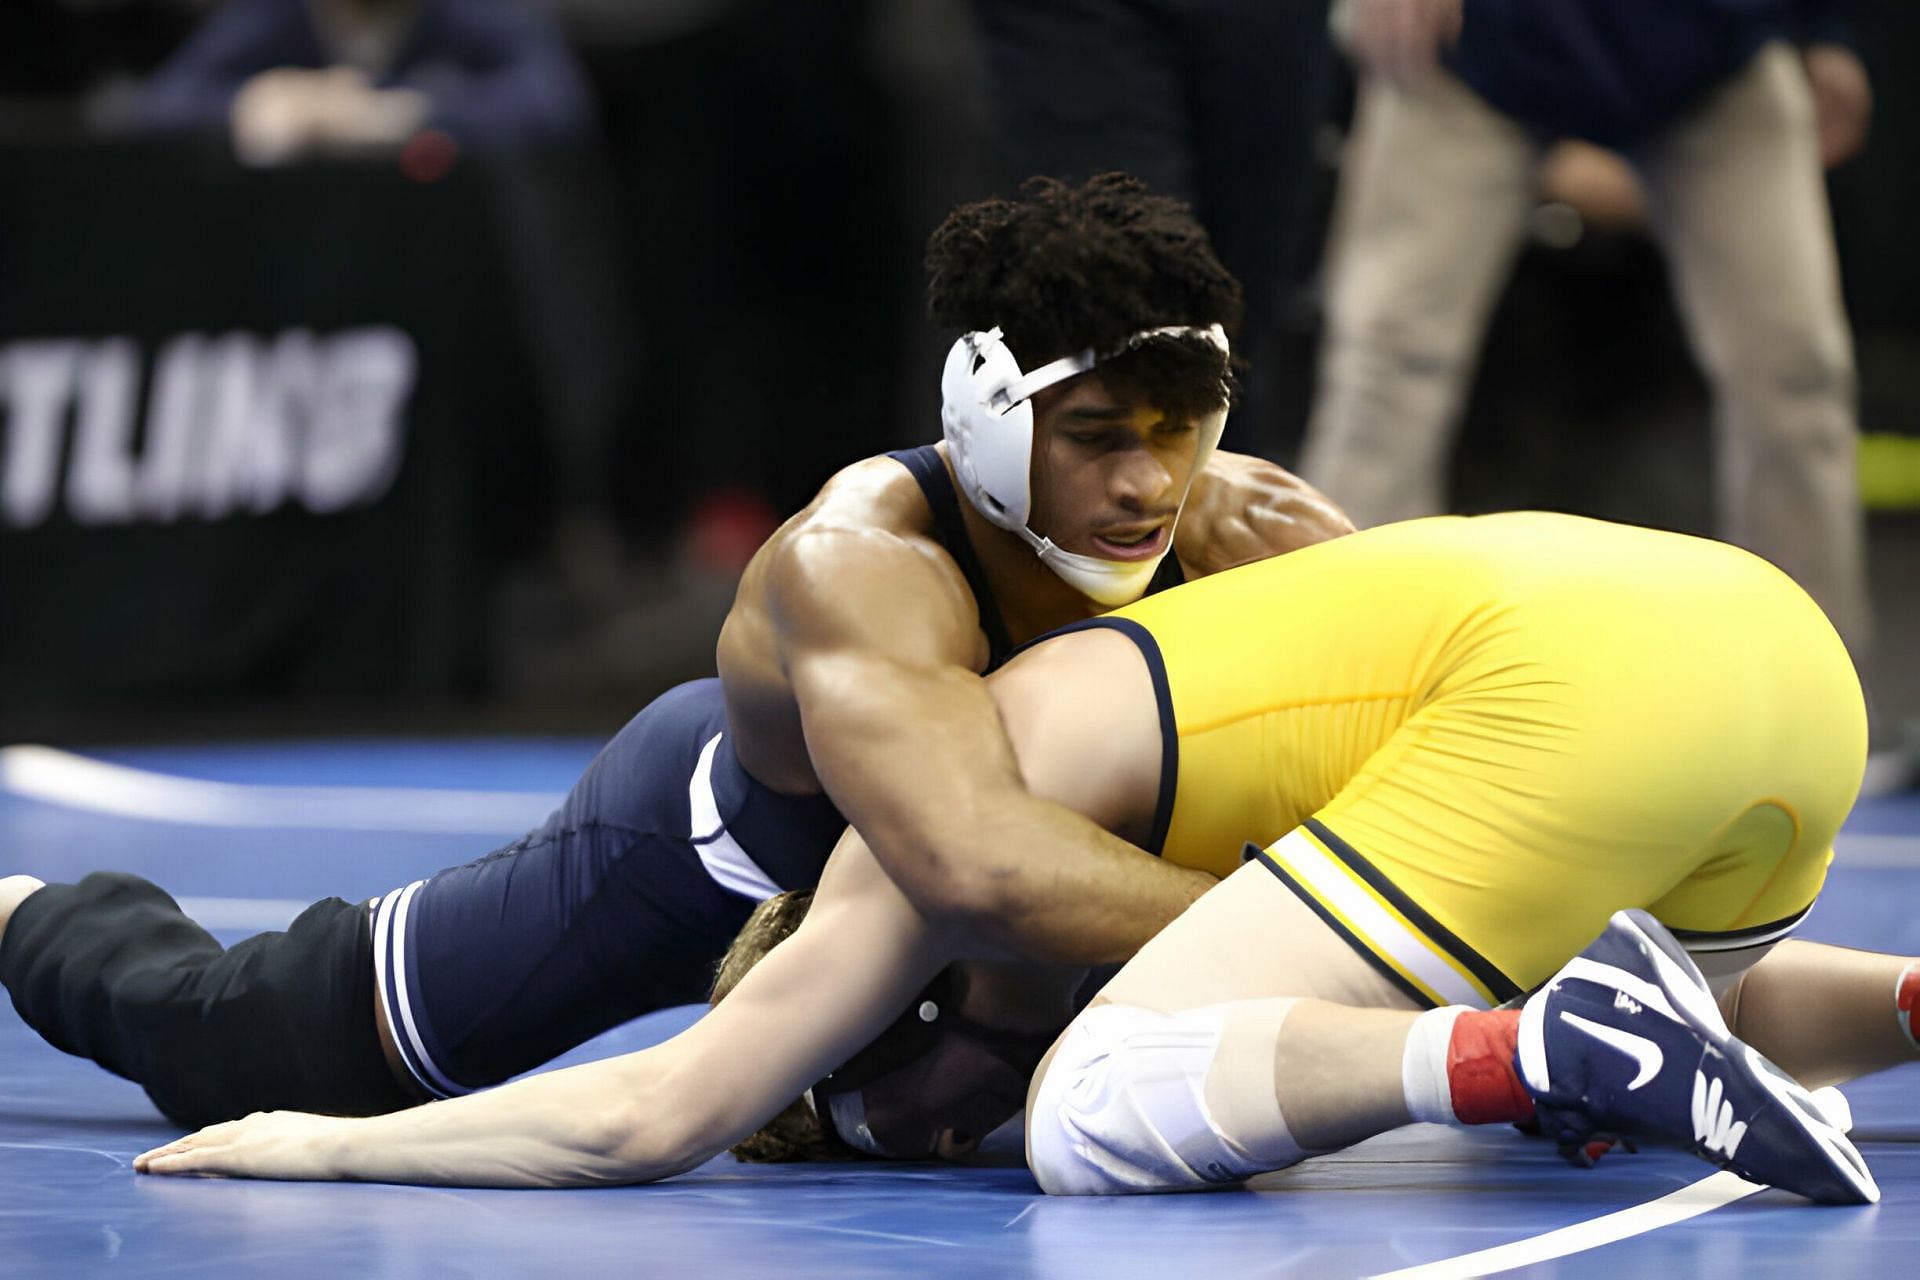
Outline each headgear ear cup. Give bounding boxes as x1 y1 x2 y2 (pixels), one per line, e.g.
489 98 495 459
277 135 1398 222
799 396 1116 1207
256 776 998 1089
940 328 1039 531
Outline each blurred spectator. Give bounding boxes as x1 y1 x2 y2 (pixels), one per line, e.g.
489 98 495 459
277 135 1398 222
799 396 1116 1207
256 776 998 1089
1297 1 1898 784
140 0 593 163
966 0 1335 462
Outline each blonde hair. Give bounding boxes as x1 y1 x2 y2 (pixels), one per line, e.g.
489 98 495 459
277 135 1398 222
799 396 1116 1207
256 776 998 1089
709 889 855 1162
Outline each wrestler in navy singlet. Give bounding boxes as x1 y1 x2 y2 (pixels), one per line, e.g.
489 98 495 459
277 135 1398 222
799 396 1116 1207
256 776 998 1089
375 681 840 1094
380 445 1188 1097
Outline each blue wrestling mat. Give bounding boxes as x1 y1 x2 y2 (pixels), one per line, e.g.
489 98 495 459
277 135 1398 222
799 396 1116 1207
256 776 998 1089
2 740 1916 1278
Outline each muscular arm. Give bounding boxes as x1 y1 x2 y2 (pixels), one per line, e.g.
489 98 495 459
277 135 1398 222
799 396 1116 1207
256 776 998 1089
135 832 956 1186
773 528 1214 964
1179 451 1355 576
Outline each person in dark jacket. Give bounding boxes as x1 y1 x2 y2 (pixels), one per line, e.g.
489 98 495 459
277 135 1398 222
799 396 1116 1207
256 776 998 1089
141 0 592 163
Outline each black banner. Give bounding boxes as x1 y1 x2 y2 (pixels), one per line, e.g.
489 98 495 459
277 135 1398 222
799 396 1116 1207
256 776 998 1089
0 144 542 708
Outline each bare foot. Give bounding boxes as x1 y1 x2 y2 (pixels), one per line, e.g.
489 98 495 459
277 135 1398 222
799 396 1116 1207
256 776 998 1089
0 875 46 947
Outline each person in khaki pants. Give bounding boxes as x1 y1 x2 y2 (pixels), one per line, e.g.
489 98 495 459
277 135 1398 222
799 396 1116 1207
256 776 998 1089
1299 1 1902 787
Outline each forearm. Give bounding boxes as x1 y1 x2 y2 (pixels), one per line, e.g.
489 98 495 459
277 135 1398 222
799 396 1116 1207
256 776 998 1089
144 834 958 1188
138 1052 712 1188
802 646 1213 964
833 764 1214 963
956 794 1216 963
784 546 1213 966
361 1071 702 1187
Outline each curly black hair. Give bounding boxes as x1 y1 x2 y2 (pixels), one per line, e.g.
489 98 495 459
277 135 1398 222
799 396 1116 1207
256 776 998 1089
925 173 1243 417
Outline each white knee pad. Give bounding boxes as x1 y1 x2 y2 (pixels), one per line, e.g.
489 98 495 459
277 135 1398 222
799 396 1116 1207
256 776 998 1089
1028 1001 1306 1196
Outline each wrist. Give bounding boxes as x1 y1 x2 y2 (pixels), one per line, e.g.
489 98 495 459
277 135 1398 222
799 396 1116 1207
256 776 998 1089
311 1113 360 1181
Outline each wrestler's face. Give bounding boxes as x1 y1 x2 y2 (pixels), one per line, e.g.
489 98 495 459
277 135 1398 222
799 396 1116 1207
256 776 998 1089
821 1002 1051 1162
826 1071 1022 1162
1025 375 1222 563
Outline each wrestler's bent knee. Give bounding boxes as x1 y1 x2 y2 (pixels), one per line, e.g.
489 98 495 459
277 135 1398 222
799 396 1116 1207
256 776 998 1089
1027 1003 1303 1196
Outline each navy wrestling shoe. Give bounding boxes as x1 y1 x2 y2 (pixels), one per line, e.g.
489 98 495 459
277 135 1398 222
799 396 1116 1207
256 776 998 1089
1516 909 1879 1205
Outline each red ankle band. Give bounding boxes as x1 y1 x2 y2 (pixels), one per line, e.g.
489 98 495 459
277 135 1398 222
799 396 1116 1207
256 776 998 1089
1447 1009 1532 1126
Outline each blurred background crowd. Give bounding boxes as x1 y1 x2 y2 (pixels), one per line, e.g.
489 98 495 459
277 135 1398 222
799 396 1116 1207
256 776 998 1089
2 0 1915 785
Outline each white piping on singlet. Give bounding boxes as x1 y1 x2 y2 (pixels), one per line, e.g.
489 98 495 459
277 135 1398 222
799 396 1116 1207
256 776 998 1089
687 732 784 902
361 733 782 1103
370 879 466 1099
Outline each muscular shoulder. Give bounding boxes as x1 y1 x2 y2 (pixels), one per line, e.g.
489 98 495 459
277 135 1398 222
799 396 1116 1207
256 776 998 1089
747 454 984 668
1175 449 1356 577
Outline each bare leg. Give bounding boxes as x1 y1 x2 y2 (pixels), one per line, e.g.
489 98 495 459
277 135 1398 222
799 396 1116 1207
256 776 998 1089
1721 939 1917 1088
1031 904 1883 1201
1024 864 1534 1192
1025 988 1528 1194
1273 936 1920 1150
1266 1001 1419 1150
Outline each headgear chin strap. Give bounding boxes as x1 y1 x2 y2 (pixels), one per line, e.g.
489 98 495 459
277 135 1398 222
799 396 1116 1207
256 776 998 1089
1031 541 1166 608
940 323 1231 606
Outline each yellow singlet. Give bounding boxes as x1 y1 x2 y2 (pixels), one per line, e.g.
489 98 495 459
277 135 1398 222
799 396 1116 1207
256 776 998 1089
1103 513 1865 1007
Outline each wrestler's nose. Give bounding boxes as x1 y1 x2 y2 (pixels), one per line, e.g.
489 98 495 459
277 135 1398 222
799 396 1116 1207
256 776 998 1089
1111 444 1175 510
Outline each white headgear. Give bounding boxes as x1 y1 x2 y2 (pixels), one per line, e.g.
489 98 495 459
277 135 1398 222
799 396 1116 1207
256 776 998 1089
939 323 1230 605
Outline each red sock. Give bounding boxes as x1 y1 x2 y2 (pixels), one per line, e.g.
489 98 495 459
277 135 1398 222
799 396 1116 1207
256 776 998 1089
1897 962 1920 1049
1447 1009 1532 1125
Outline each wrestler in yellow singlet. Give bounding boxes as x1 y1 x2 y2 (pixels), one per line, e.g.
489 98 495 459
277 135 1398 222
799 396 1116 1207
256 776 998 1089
1104 511 1866 1007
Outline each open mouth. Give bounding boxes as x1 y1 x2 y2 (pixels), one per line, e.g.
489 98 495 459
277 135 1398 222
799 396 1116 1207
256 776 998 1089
1091 524 1169 561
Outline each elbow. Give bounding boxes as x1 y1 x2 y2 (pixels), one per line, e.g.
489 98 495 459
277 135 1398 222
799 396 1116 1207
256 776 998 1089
883 829 1012 928
853 786 1035 928
930 863 1011 931
572 1101 708 1187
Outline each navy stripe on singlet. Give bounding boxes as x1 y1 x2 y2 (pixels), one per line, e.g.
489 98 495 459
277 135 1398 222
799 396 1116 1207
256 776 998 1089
889 445 1015 670
1668 905 1813 954
1038 616 1179 857
1245 843 1439 1009
1302 818 1525 1005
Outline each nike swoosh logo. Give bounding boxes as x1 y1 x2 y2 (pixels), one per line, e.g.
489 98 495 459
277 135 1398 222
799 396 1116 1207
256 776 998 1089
1559 1011 1663 1089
